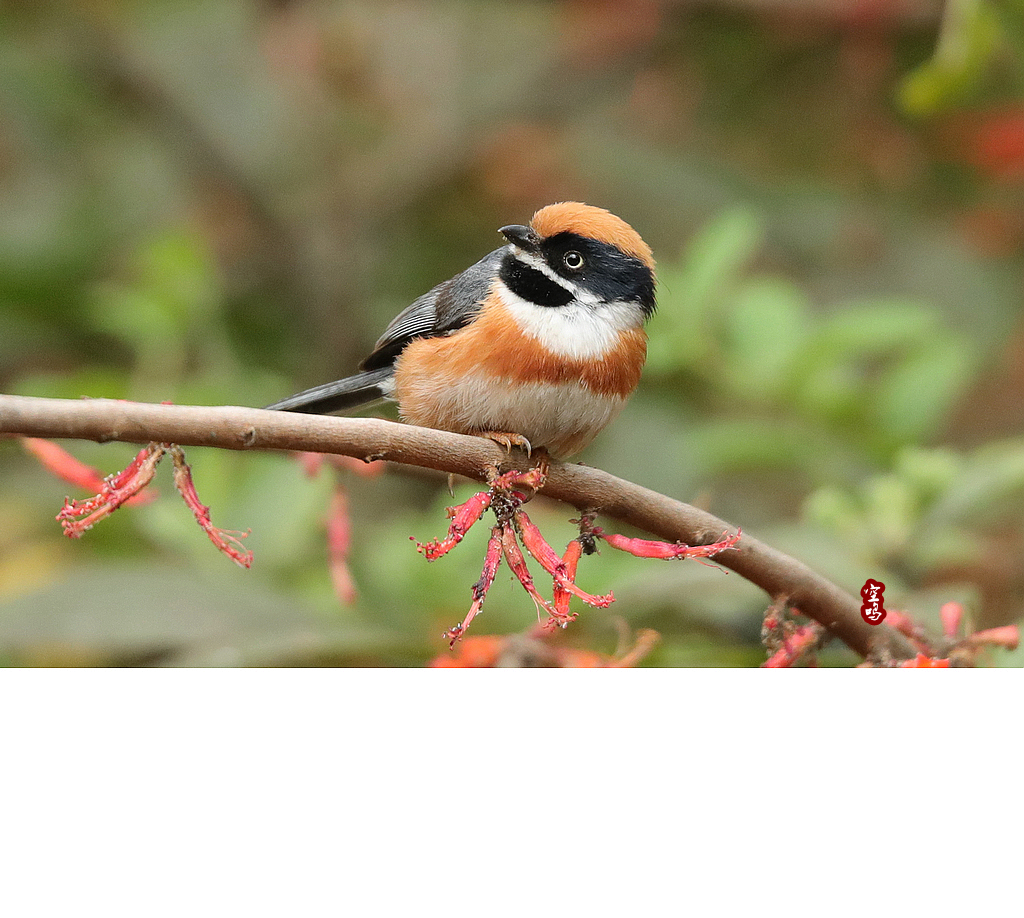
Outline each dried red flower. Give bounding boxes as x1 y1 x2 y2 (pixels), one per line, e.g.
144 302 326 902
57 444 166 537
170 446 253 568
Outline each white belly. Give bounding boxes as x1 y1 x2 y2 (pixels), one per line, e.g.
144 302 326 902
399 371 625 458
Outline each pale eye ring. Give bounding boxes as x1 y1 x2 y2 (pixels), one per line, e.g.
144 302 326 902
563 251 584 270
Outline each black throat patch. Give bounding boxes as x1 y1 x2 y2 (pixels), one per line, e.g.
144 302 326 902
499 255 574 308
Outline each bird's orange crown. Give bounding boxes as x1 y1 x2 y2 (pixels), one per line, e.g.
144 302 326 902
530 202 655 272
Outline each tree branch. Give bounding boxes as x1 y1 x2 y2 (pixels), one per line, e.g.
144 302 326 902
0 394 915 661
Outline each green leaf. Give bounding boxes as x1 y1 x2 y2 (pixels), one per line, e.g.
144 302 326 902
898 0 1002 116
88 230 223 356
922 438 1024 527
809 299 938 359
647 206 765 372
874 335 977 442
722 276 811 397
894 447 963 505
0 564 399 667
789 299 944 435
803 486 863 538
864 473 918 555
674 205 766 314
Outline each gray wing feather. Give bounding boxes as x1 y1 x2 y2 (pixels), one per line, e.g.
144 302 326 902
264 366 393 414
267 247 504 415
360 248 503 371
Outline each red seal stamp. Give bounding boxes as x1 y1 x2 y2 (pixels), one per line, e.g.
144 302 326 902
860 579 886 625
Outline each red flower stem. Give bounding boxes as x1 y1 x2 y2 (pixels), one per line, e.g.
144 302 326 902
445 524 504 646
608 629 660 668
553 539 584 620
515 510 613 609
499 523 555 617
763 624 823 668
170 446 253 568
57 444 166 536
415 489 493 560
595 528 740 563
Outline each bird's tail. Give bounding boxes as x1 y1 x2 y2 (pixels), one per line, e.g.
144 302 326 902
264 366 394 414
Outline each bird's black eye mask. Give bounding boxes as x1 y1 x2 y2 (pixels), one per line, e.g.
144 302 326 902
542 232 656 317
498 255 575 308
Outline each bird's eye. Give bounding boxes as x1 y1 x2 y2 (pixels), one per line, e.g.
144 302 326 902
563 251 584 270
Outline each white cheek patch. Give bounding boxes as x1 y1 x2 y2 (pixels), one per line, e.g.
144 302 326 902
495 284 645 360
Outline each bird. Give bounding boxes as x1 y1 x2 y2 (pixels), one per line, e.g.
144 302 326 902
265 202 656 460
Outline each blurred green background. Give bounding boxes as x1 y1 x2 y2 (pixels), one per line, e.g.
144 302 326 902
2 0 1023 666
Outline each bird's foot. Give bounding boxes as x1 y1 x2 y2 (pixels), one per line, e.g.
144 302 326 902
478 430 532 457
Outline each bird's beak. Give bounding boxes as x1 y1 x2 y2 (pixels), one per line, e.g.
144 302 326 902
499 224 541 253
